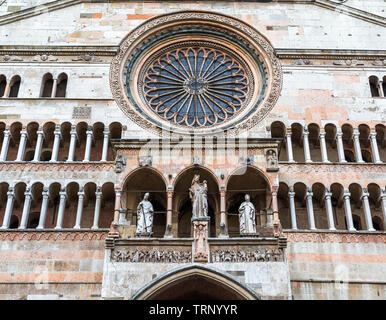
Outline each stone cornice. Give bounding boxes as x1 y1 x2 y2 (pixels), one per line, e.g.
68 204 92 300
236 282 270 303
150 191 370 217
284 231 386 243
0 45 118 56
0 229 109 241
0 162 115 172
111 138 282 150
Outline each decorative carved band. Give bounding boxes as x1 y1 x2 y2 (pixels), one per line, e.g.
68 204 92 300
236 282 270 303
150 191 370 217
285 232 386 244
111 249 192 263
0 231 108 241
0 163 115 172
281 164 386 174
211 248 284 262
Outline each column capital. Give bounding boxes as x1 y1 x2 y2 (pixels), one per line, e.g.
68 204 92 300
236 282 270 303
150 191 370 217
42 189 50 198
54 130 62 138
3 130 11 137
361 188 370 199
103 130 110 136
86 129 93 137
369 129 377 139
95 190 103 198
7 187 15 197
352 128 360 139
302 127 309 137
77 190 85 197
305 187 313 199
342 189 351 199
324 190 332 199
319 131 326 138
288 191 295 198
285 128 292 136
59 190 67 198
20 130 28 138
24 187 32 197
36 130 45 137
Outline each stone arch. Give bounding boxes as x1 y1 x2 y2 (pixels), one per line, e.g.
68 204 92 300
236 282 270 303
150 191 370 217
311 182 328 229
369 75 380 97
324 123 339 162
330 183 347 230
173 165 219 238
290 122 305 163
55 72 68 98
40 73 53 97
226 166 271 236
348 183 365 231
0 75 6 97
293 182 307 230
131 264 260 300
8 75 21 98
122 167 167 237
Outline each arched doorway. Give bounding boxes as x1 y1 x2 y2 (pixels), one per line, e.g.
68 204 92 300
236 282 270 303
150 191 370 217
131 264 260 300
122 168 167 237
173 166 219 238
226 166 271 237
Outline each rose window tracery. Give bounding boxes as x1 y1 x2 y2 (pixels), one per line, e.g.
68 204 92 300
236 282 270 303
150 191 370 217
142 46 250 128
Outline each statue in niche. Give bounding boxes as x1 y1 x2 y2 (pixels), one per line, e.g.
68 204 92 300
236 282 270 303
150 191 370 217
266 149 278 171
115 154 126 173
193 222 208 261
189 174 208 218
238 194 257 234
135 192 154 236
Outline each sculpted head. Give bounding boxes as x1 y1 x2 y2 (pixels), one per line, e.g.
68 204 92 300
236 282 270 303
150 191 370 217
245 194 250 202
144 192 150 200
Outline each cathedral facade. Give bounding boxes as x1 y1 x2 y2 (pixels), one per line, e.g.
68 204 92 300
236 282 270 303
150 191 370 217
0 0 385 300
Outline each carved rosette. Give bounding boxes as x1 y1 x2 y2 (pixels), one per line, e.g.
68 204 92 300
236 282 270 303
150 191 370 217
110 11 282 137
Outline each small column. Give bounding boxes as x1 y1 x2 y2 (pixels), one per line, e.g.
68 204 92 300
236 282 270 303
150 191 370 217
219 188 228 238
54 189 67 229
342 189 356 231
0 187 15 229
83 127 93 162
361 188 375 231
113 189 122 224
288 187 297 230
16 130 28 161
51 78 58 98
18 187 33 229
73 188 85 229
67 125 77 162
37 188 49 229
50 125 61 162
380 188 386 231
302 128 312 163
324 188 336 230
305 187 316 230
0 130 11 161
285 129 295 163
352 128 364 163
3 82 11 98
335 129 347 163
369 130 382 164
378 81 385 97
91 187 102 230
32 130 44 162
164 188 173 238
101 130 109 162
319 130 330 163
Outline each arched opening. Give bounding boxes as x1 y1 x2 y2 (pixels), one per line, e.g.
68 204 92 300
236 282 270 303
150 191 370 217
7 122 22 161
324 124 339 162
372 216 383 231
55 73 67 98
108 122 122 161
41 73 53 98
132 265 259 300
0 75 6 97
290 123 305 162
174 166 218 238
123 168 167 237
375 124 386 162
9 215 19 229
311 182 328 229
383 76 386 97
100 182 115 228
270 121 286 161
369 76 380 97
28 182 44 228
293 182 308 229
330 183 346 230
348 183 365 231
308 123 321 162
90 122 104 161
277 182 290 229
9 76 21 98
226 166 270 236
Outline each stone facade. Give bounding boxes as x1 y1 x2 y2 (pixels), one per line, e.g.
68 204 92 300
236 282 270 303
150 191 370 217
0 0 385 300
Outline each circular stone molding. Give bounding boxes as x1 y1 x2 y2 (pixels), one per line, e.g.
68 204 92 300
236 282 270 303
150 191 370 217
110 11 282 136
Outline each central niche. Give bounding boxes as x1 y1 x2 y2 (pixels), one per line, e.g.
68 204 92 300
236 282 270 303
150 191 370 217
111 11 282 136
139 42 253 128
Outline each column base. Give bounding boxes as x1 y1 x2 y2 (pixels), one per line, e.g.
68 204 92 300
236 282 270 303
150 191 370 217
348 228 356 232
54 226 62 230
357 161 365 164
368 228 376 232
91 226 99 230
339 160 348 163
163 224 173 238
375 161 383 164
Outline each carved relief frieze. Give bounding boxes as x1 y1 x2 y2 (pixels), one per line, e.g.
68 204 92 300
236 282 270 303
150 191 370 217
285 232 386 244
0 231 108 241
211 248 284 262
110 248 192 263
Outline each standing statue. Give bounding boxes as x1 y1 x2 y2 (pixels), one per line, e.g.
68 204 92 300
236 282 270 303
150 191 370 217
238 194 257 234
136 192 154 235
189 174 208 218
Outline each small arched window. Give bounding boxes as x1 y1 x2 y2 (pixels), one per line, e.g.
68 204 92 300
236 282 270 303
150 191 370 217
41 73 53 97
383 76 386 97
0 75 6 97
55 73 68 98
369 76 380 97
8 75 21 98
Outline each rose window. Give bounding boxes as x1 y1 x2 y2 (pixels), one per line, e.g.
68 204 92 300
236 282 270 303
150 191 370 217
141 45 250 128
